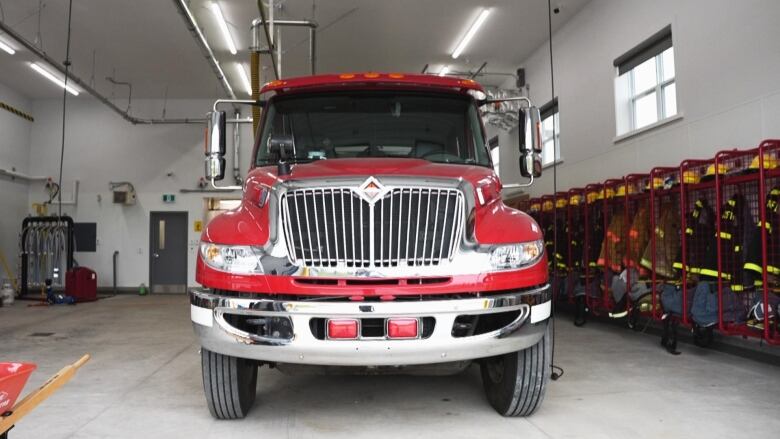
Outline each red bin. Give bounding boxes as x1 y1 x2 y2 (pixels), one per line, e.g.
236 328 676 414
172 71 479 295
65 267 97 302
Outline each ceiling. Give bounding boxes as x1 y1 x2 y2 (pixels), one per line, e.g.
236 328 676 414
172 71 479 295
0 0 590 102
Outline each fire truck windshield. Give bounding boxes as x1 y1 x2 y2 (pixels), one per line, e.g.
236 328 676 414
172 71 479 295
254 91 491 168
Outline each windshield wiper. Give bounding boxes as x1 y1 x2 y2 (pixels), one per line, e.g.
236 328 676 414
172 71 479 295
256 158 314 166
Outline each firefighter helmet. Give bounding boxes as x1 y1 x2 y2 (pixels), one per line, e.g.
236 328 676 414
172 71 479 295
682 170 699 184
748 153 778 171
648 177 665 190
702 163 728 179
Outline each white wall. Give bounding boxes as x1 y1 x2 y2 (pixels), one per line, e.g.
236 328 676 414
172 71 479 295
0 81 33 284
495 0 780 197
27 98 255 288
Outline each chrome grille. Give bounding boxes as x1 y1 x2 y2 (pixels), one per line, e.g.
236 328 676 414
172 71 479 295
280 186 465 268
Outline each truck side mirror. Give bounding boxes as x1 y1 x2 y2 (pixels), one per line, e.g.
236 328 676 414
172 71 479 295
519 154 542 178
205 111 227 181
205 156 226 181
519 107 543 178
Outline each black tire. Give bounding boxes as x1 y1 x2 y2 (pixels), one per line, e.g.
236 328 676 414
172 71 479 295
201 348 258 419
480 323 551 417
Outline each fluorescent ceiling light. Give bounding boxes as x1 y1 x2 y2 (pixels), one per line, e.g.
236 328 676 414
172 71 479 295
438 65 450 77
451 8 491 59
237 63 252 96
210 1 237 55
0 39 15 55
30 63 79 96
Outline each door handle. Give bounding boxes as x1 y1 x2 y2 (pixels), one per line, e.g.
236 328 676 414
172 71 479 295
153 253 160 258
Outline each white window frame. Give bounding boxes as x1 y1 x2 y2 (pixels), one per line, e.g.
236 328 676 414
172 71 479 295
627 48 676 131
540 111 560 167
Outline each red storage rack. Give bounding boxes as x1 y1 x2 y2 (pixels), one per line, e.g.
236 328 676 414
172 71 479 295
646 166 683 320
584 183 605 313
756 139 780 344
679 158 716 326
528 197 542 223
714 146 767 339
599 178 628 312
539 194 556 301
566 188 586 304
552 192 570 302
624 173 651 320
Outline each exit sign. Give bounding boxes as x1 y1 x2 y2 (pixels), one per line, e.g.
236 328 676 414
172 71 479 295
162 194 175 203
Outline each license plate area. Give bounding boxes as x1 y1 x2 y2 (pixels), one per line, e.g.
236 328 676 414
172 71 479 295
312 317 435 340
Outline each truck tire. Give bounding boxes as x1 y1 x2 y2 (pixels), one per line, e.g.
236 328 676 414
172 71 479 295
480 322 551 417
201 348 258 419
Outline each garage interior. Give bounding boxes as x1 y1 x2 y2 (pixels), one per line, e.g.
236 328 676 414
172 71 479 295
1 0 779 438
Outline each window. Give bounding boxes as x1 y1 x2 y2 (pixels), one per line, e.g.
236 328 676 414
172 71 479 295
488 135 499 175
614 25 677 136
540 98 559 166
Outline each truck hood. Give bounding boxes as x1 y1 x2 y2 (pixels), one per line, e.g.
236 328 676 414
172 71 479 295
204 158 542 247
249 158 497 187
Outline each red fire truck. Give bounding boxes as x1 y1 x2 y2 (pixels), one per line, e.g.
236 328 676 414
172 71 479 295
190 72 550 418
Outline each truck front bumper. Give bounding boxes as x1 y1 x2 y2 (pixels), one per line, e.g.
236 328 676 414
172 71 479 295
190 286 551 366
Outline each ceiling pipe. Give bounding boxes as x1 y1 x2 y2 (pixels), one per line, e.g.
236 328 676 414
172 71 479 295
171 0 236 100
0 18 214 125
255 1 280 80
470 62 488 79
251 18 318 78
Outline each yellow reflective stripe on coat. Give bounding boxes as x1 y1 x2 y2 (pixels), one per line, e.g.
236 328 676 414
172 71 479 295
744 262 763 274
698 268 731 280
719 231 732 240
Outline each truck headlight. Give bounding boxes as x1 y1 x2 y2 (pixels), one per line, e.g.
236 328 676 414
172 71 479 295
490 240 544 269
200 242 264 274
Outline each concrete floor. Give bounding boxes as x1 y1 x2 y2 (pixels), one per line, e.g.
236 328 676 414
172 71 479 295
1 295 778 439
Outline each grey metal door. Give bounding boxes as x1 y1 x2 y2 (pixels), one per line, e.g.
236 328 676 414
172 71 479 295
150 211 188 294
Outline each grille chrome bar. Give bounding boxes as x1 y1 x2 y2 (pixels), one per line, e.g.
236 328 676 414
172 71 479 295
280 186 465 268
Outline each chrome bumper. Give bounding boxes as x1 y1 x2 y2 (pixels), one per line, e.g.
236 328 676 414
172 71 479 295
190 286 551 366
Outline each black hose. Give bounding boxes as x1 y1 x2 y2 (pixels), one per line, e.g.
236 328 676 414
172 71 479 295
56 0 74 218
547 0 564 382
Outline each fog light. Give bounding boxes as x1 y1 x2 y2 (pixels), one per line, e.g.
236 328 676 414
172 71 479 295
387 318 419 339
327 319 359 339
